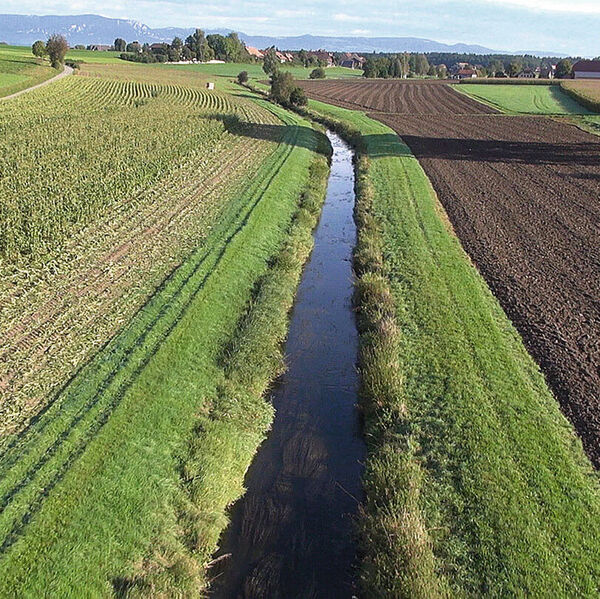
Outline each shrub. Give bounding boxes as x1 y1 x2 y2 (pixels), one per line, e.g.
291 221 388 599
290 86 308 106
309 67 326 79
237 70 249 84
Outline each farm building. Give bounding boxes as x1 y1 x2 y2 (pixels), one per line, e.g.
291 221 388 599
572 60 600 79
453 68 478 80
246 46 264 59
307 50 335 67
87 44 112 51
340 53 365 69
518 68 538 79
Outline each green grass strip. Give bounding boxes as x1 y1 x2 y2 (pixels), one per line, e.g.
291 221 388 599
456 83 591 114
305 99 600 598
0 100 328 597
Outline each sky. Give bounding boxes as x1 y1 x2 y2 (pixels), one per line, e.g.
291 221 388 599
2 0 599 55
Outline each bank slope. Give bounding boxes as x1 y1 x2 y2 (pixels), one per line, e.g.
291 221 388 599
307 100 600 598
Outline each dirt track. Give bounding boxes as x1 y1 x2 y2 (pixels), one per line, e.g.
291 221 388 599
303 80 600 468
300 79 497 114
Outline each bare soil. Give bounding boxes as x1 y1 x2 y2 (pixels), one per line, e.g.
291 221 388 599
303 80 600 468
299 79 497 114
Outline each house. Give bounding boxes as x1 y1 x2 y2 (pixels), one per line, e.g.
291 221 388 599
245 46 264 59
340 52 365 69
540 64 556 79
517 68 538 79
307 50 335 67
150 43 167 54
572 60 600 79
274 51 292 63
453 68 477 80
87 44 112 51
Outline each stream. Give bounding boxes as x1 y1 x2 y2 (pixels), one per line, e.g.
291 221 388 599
210 132 365 598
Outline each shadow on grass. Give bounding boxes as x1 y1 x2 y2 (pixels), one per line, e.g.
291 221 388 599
210 113 411 158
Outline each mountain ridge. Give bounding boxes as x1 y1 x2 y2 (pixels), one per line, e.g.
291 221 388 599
0 13 567 57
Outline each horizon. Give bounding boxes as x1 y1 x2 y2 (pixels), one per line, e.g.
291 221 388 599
1 1 599 56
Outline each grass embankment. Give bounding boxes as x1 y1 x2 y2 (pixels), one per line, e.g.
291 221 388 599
305 99 600 597
561 80 600 114
0 100 330 596
0 46 57 97
0 44 123 64
458 82 591 114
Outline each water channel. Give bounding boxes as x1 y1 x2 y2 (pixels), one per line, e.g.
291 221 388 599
210 132 365 598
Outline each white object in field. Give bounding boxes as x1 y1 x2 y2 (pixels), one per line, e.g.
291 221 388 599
207 82 215 90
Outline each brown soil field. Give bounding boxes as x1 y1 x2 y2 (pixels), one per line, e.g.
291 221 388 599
299 79 497 114
304 80 600 467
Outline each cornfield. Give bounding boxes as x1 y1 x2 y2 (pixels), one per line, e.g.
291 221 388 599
0 76 268 262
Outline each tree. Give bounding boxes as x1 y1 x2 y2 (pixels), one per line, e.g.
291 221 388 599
126 41 141 53
182 46 193 61
290 86 307 106
171 37 183 51
508 60 522 77
206 34 228 60
31 40 46 59
46 34 68 68
415 54 430 76
185 29 213 62
237 70 249 84
309 67 326 79
270 71 296 104
555 59 573 79
436 64 448 78
114 38 126 52
263 47 280 75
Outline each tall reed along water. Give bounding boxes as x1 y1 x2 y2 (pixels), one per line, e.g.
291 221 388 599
210 132 365 598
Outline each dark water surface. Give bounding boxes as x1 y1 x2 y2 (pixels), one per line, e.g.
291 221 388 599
210 132 364 598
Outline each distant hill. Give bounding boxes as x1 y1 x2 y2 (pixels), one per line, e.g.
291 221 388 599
0 13 565 57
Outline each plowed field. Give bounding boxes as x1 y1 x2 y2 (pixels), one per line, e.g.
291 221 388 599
299 79 497 114
304 80 600 467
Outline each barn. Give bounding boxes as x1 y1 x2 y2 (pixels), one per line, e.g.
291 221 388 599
572 60 600 79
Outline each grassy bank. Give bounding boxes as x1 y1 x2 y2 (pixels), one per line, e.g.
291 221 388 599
457 83 591 114
0 46 57 97
0 100 330 596
305 99 600 597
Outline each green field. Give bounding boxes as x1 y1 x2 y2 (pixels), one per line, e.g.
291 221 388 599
306 99 600 597
459 83 591 114
0 46 57 97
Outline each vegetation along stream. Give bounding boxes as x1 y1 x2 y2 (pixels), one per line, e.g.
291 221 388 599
210 132 365 598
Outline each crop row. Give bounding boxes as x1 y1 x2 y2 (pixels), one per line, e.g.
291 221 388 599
0 76 271 262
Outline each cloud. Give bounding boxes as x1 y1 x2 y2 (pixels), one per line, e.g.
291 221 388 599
332 13 363 22
479 0 600 14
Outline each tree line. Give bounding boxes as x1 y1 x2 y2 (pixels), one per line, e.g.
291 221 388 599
116 30 251 64
361 51 580 79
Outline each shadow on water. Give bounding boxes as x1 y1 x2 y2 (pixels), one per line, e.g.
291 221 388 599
209 132 365 599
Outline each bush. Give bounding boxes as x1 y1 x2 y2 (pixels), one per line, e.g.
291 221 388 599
65 60 81 70
309 67 326 79
237 70 249 84
290 86 308 106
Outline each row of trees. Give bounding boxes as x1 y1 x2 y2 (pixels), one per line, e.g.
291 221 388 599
363 54 447 79
32 35 68 69
116 30 251 63
361 51 578 79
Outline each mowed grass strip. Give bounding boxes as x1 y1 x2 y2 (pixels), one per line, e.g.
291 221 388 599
458 83 591 114
306 99 600 597
0 101 328 596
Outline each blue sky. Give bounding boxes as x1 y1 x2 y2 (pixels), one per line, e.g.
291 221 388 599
4 0 599 55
